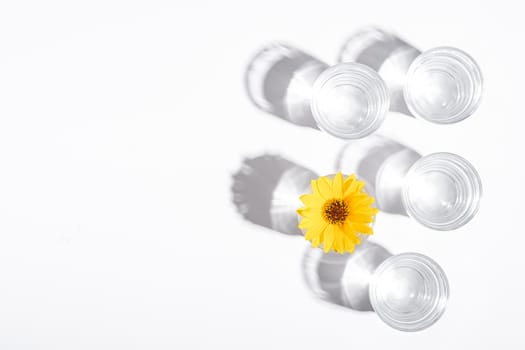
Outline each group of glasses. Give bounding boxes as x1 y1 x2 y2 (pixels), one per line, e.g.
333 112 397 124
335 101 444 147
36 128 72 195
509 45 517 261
236 27 483 332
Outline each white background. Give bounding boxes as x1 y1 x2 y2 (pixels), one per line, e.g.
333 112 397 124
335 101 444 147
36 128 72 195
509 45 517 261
0 0 523 348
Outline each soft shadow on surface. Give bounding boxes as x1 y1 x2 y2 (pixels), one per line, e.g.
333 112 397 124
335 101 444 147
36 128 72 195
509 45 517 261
338 27 421 115
231 154 318 235
245 43 327 128
302 241 392 312
336 134 422 216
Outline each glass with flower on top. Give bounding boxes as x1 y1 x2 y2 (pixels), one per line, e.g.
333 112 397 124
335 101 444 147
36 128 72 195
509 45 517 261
297 172 379 254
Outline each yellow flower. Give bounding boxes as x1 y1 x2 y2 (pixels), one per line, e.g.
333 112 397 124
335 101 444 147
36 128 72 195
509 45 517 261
297 172 379 254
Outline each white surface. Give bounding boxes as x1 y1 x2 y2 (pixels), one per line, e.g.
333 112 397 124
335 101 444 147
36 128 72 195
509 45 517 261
0 0 523 348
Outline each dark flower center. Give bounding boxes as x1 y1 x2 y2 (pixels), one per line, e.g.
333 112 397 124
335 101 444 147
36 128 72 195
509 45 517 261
322 199 349 224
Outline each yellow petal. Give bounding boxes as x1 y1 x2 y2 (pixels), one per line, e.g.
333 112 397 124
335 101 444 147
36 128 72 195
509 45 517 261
316 176 333 199
345 192 367 201
297 207 323 220
342 222 361 244
304 228 317 241
334 226 345 253
349 196 375 210
323 225 335 252
344 237 356 253
310 179 320 195
348 214 375 223
340 236 351 253
344 194 368 207
296 208 309 217
344 178 365 197
300 194 323 208
343 181 356 198
351 208 379 217
304 228 312 240
352 222 373 235
298 217 312 229
302 215 328 241
355 180 365 192
312 228 325 247
302 217 327 234
332 172 344 198
343 174 356 193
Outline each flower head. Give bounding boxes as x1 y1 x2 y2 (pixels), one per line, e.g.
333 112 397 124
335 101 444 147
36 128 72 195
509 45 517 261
297 172 379 254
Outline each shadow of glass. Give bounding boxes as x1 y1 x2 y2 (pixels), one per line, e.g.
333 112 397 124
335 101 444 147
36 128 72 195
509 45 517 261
302 241 392 312
336 135 422 216
339 27 421 115
231 154 318 235
245 43 327 128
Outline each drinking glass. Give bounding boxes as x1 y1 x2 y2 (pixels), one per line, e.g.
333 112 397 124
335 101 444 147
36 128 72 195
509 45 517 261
337 135 482 230
369 252 449 331
303 242 449 331
246 43 389 139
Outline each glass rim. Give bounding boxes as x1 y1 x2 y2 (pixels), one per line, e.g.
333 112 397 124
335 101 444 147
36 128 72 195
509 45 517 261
404 46 483 124
310 62 390 139
402 152 482 230
369 252 449 332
